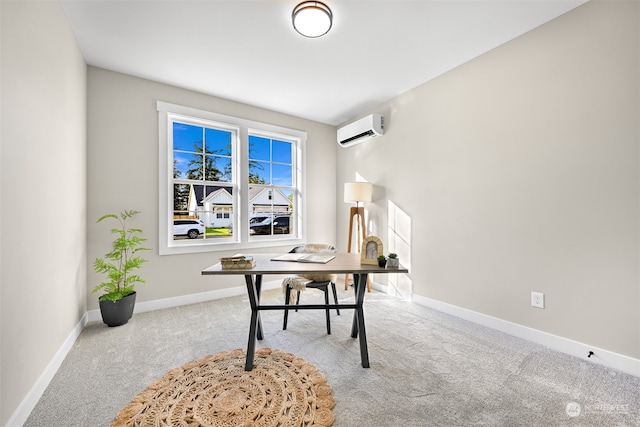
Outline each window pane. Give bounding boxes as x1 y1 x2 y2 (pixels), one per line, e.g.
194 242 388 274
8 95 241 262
204 155 232 182
247 136 293 186
273 215 292 236
248 186 294 236
280 188 294 236
200 185 234 238
272 163 292 186
174 152 202 179
272 139 292 164
205 128 232 156
173 184 204 241
249 160 270 184
173 123 202 152
280 188 294 214
249 135 270 161
171 184 234 241
173 184 191 213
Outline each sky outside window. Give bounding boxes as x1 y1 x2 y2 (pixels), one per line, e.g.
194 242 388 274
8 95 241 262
248 135 293 186
173 122 233 182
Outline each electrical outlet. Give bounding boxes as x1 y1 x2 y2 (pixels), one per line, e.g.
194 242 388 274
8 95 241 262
531 292 544 308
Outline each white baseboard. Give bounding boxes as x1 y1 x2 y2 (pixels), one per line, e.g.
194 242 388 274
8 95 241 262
6 312 89 427
86 280 282 323
369 280 387 293
411 294 640 378
372 281 412 300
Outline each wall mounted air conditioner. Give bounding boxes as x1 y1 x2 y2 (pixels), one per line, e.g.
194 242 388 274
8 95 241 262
337 114 384 148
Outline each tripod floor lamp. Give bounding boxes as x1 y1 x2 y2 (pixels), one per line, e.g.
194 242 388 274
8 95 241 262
344 181 373 291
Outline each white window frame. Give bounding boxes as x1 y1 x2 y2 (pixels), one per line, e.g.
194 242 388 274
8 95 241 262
158 101 306 255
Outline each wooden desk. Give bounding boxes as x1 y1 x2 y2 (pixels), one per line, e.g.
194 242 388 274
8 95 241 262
202 253 408 370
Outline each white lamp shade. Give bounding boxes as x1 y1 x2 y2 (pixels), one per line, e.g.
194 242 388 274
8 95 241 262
344 182 372 203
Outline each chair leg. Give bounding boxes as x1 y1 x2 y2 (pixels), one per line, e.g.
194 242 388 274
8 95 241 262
330 282 340 315
323 286 331 335
284 281 336 335
283 285 291 330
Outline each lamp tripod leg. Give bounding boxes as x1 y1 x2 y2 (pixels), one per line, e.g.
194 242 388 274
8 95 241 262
344 208 371 292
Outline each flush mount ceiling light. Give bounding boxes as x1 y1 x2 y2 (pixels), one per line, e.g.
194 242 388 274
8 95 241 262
292 1 333 38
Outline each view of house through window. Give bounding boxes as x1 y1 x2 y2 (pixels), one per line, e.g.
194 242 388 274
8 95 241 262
247 135 294 236
172 122 235 240
159 101 304 253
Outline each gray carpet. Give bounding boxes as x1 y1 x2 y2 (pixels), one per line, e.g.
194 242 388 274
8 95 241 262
25 286 639 426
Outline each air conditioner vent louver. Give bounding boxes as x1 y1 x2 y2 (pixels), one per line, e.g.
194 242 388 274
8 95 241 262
341 130 375 145
337 114 384 148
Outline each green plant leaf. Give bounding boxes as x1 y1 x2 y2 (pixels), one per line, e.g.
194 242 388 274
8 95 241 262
92 210 150 298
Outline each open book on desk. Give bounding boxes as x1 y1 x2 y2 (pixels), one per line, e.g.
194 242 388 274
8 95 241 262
271 253 335 264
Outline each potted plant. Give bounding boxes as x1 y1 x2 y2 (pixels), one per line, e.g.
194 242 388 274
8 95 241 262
386 253 399 268
92 210 150 327
377 255 387 268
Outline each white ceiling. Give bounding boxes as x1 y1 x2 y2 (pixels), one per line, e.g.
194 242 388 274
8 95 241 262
60 0 587 126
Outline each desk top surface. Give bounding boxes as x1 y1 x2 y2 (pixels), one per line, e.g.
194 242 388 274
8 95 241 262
201 253 408 275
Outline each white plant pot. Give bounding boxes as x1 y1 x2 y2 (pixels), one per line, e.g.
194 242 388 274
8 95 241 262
386 258 399 268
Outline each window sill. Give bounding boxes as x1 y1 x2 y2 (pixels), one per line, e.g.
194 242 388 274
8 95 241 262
159 237 304 256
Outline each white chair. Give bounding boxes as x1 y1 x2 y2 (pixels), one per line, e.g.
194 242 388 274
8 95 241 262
282 244 340 334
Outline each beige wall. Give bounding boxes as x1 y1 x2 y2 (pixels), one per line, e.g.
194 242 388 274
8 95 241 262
87 68 337 311
0 1 87 425
337 0 639 359
1 0 638 424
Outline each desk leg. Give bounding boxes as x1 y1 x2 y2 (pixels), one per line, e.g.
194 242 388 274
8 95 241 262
244 274 263 371
351 275 359 338
350 273 370 368
255 274 264 340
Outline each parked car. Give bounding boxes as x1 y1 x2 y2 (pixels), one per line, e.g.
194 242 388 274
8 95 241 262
227 216 273 234
250 216 269 224
173 219 205 239
250 216 291 235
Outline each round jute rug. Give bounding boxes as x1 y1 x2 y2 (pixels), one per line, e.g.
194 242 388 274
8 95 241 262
109 348 335 427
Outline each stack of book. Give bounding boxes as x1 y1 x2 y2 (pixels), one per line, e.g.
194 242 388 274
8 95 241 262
220 255 256 269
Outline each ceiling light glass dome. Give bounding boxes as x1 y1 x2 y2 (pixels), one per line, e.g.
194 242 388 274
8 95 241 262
292 1 333 38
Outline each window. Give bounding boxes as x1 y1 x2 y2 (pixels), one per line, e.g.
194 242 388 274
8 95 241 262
247 135 295 237
158 102 306 255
